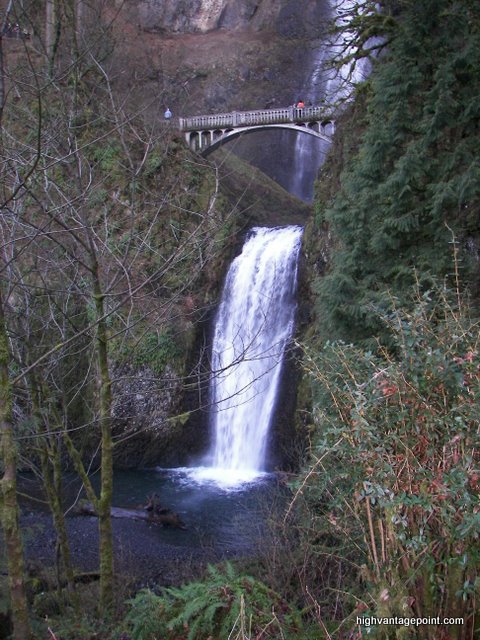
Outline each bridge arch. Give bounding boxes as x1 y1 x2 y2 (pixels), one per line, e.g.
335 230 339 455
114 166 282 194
197 123 333 156
179 107 335 155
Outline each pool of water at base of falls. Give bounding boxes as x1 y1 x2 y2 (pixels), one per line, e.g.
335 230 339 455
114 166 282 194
19 468 288 555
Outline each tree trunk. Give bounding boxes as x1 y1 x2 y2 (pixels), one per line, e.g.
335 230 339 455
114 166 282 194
75 0 84 38
45 0 55 57
0 291 32 640
46 0 62 75
77 503 187 528
92 264 114 614
40 438 76 593
28 375 76 594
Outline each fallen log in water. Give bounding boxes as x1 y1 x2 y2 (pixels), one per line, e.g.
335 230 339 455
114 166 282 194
78 502 187 529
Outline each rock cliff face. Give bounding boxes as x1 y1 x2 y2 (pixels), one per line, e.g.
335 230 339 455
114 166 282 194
136 0 329 36
116 0 331 116
112 364 187 468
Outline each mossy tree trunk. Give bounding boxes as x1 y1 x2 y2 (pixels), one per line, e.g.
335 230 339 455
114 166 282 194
29 376 76 594
39 443 76 592
0 21 32 640
59 241 115 614
91 259 114 613
0 290 32 640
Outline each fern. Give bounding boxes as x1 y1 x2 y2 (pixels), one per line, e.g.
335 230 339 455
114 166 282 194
126 562 303 640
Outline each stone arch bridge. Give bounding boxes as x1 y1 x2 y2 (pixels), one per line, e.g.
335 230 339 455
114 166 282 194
178 106 335 155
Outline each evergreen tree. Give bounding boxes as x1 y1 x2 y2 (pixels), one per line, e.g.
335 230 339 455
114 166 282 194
315 0 480 343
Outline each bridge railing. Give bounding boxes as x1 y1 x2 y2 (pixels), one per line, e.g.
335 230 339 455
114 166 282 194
179 106 333 131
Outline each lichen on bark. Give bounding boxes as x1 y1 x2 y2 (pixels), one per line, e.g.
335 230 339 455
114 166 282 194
0 290 32 640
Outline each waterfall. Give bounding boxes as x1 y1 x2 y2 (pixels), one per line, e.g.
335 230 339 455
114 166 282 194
199 226 303 484
289 0 374 201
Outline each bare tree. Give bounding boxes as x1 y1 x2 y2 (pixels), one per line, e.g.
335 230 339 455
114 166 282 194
0 2 34 637
0 0 229 622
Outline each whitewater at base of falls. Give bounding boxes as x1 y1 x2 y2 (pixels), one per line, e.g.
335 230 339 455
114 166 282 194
182 466 269 489
190 225 303 488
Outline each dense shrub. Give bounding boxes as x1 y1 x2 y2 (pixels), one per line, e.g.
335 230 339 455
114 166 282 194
300 291 479 638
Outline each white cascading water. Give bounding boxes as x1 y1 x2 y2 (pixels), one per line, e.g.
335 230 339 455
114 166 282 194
289 0 374 200
195 226 302 485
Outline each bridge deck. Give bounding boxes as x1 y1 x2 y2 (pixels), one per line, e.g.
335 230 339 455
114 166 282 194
179 106 334 131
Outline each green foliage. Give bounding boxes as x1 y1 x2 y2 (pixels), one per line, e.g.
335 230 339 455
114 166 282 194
93 141 124 179
126 561 303 640
143 150 164 177
87 187 109 207
301 290 480 638
314 0 480 344
128 329 182 375
37 581 128 640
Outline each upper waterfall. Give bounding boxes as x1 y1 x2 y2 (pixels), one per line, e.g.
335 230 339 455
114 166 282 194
201 225 303 484
289 0 374 201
